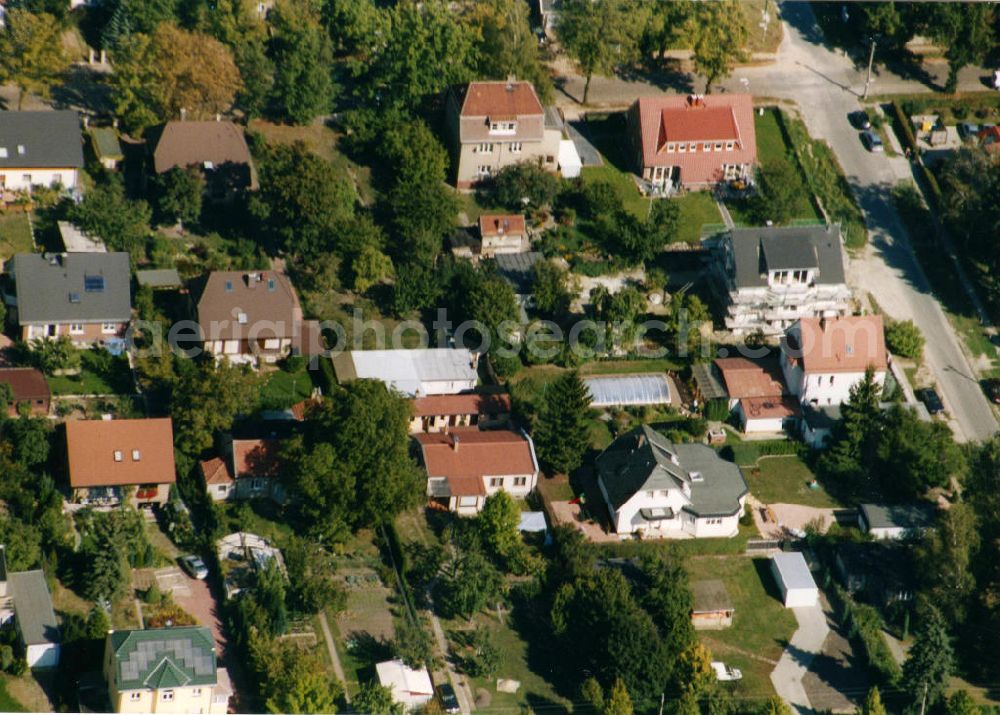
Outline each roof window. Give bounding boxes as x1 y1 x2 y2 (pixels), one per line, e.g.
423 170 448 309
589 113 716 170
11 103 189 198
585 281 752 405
113 450 123 462
689 471 704 482
237 312 248 324
16 145 25 156
224 280 233 292
0 148 7 158
132 449 141 461
69 292 81 303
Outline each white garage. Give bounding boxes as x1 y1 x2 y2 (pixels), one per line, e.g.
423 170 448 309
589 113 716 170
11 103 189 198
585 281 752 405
770 552 819 608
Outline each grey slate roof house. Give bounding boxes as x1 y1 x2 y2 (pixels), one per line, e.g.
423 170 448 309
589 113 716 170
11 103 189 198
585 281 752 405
858 503 936 540
596 425 748 538
0 546 60 669
709 225 851 335
10 252 131 345
0 110 85 193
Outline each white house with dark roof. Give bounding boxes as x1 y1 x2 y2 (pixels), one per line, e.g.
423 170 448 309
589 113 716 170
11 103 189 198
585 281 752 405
858 503 936 540
596 425 748 537
710 225 851 336
0 111 84 192
0 546 60 669
9 252 132 346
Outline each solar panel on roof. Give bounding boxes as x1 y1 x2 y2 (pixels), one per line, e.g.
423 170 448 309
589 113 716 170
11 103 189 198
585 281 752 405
84 274 105 292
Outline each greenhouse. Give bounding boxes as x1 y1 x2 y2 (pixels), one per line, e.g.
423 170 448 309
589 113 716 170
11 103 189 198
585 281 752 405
584 374 672 408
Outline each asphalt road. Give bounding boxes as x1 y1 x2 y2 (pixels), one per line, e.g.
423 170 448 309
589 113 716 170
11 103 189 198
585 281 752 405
555 2 999 443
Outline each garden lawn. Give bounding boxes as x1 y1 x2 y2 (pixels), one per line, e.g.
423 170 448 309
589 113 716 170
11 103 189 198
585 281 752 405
261 363 314 409
47 350 133 396
0 212 32 262
580 165 651 219
0 678 25 712
448 612 572 715
745 456 842 509
676 192 724 243
687 555 798 700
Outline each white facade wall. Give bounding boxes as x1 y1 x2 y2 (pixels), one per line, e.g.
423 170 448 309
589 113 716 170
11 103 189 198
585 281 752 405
421 378 479 395
0 167 78 192
736 403 787 434
796 369 884 406
602 483 744 538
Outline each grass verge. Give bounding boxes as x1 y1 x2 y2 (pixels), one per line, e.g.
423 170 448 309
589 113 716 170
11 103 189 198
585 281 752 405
745 456 841 509
0 212 32 262
48 349 133 396
0 677 26 712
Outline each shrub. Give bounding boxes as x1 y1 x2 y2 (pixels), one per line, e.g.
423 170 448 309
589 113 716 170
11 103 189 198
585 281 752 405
885 319 925 360
704 398 731 422
891 101 918 155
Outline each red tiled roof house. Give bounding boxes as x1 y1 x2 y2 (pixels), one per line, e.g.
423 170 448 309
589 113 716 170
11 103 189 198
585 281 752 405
409 393 511 434
201 437 286 503
65 418 176 507
446 81 563 190
780 315 888 407
627 94 757 193
414 429 538 514
713 357 800 434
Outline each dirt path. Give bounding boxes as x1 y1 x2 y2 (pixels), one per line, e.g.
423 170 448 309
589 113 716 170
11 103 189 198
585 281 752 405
318 611 351 704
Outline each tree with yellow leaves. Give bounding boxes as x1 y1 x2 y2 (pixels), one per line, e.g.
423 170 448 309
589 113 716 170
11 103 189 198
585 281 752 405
0 9 70 110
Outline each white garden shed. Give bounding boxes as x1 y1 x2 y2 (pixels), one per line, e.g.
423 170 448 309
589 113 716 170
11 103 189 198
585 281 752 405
770 552 818 608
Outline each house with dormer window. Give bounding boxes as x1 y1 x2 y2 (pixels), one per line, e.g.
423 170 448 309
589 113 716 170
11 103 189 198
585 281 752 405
596 425 748 538
780 315 888 406
627 94 757 193
8 252 132 346
711 225 851 336
65 418 176 507
446 81 570 190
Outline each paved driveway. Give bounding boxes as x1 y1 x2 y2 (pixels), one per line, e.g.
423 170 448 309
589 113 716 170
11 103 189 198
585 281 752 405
170 570 227 657
770 604 829 714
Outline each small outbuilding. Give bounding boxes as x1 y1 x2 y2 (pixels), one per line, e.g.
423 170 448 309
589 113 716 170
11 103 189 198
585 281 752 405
857 503 935 540
691 579 734 629
770 552 818 608
375 659 434 711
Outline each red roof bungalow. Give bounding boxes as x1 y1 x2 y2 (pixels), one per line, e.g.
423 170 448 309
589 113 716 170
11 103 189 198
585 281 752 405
714 357 800 434
0 367 50 417
627 94 757 193
408 393 511 433
201 437 286 504
414 429 538 515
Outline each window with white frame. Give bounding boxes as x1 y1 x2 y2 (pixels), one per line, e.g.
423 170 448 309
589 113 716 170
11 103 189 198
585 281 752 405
666 143 675 152
130 693 141 701
476 143 494 153
69 323 84 335
513 476 527 487
509 142 522 153
192 688 202 697
102 323 117 334
489 121 517 134
715 142 723 150
477 165 492 177
703 142 711 151
678 144 687 153
114 450 123 462
458 496 478 508
489 477 503 488
725 141 734 150
162 691 174 701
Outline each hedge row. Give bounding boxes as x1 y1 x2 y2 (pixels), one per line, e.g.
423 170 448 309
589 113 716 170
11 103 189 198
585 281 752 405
829 582 902 686
890 101 919 155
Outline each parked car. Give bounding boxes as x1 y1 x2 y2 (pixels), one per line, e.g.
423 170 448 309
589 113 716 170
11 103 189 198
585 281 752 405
437 684 460 714
179 554 209 580
916 387 944 415
861 130 884 152
849 110 872 130
712 662 743 681
958 122 980 139
984 378 1000 404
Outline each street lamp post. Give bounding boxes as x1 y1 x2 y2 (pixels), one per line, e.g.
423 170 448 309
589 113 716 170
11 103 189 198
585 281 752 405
863 36 877 100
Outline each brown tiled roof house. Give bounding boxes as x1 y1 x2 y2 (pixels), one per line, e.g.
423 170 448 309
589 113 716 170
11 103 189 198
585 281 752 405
201 437 287 503
409 393 511 434
151 120 258 197
0 367 50 417
195 270 319 365
65 418 176 506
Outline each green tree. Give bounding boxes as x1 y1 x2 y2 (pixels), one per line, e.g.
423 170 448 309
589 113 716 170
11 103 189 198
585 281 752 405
874 405 964 498
944 690 980 715
233 37 274 120
394 618 435 669
581 678 605 712
532 370 591 474
462 626 503 678
470 274 519 352
687 1 749 93
471 0 552 103
0 10 69 110
532 259 574 319
6 415 51 467
604 678 633 715
642 2 693 60
83 537 128 602
641 553 696 663
0 518 41 571
28 335 80 376
354 682 404 715
860 687 887 715
351 244 393 294
324 0 389 59
255 559 289 636
251 141 355 258
928 3 995 94
362 0 475 112
916 503 979 625
558 0 642 104
268 0 336 124
170 360 261 458
676 643 715 697
110 23 241 132
435 549 503 619
283 537 346 614
153 167 203 226
818 366 882 491
68 180 152 260
476 491 522 566
489 163 560 210
752 160 804 226
884 319 924 360
902 604 954 709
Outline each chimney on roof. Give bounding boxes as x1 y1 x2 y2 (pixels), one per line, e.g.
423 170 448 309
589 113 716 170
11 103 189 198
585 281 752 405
687 94 705 108
452 434 460 452
246 272 262 288
820 316 828 332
